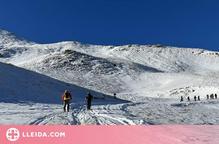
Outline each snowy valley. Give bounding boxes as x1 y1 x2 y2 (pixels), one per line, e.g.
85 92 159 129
1 29 219 125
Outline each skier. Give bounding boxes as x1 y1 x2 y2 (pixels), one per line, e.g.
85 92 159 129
207 94 209 100
187 96 190 101
114 93 117 99
197 96 200 101
62 90 72 112
215 94 217 99
86 92 93 110
210 94 214 99
194 96 197 101
180 96 183 102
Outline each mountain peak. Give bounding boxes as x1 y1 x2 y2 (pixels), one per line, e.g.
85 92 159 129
0 29 33 47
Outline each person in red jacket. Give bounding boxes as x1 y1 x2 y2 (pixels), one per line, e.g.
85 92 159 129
62 90 72 112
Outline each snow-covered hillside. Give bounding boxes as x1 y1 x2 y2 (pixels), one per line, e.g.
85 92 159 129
1 29 219 125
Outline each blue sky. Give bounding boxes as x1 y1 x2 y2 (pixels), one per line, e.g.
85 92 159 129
0 0 218 50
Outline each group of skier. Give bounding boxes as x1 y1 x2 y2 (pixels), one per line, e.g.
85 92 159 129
61 90 94 112
180 96 200 102
180 93 218 102
206 94 217 100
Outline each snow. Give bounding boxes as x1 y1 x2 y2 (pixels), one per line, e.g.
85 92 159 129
1 29 219 125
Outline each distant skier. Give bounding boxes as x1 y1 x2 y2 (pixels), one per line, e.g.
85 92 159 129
86 92 93 110
207 94 209 100
210 94 214 99
197 96 200 101
62 90 72 112
114 93 117 99
194 96 197 101
180 96 183 102
215 94 217 99
187 96 190 101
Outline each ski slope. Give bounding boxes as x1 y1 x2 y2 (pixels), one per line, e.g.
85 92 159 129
1 29 219 125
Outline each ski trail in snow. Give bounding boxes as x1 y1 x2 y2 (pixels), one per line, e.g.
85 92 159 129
27 99 219 125
29 112 60 125
70 103 144 125
27 100 219 125
29 111 75 125
28 102 145 125
90 111 136 125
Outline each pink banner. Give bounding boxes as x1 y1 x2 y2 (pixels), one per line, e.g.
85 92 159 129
0 125 219 144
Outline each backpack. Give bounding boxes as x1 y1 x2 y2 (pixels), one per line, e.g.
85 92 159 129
62 92 71 101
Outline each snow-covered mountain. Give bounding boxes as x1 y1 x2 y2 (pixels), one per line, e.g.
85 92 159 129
0 29 33 47
1 29 219 125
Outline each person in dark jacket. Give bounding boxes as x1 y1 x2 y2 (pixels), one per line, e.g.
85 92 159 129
197 96 200 101
187 96 190 101
113 93 117 99
210 94 214 99
180 96 183 102
62 90 72 112
194 96 197 101
215 94 217 99
86 92 93 110
207 94 209 100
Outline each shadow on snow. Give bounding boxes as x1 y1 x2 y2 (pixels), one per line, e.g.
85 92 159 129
0 62 129 105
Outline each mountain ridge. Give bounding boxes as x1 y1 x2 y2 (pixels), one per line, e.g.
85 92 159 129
1 29 219 125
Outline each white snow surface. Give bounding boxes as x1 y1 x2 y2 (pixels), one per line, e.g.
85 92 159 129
1 29 219 125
